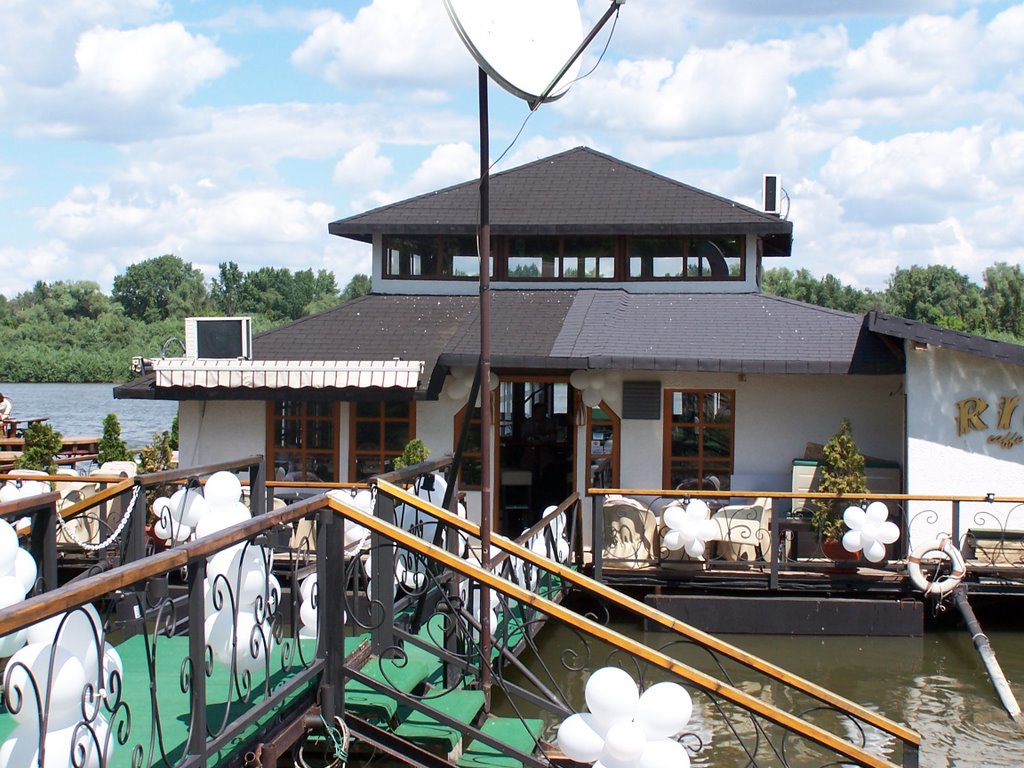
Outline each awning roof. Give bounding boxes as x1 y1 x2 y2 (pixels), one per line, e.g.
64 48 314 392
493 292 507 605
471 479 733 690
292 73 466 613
151 359 424 390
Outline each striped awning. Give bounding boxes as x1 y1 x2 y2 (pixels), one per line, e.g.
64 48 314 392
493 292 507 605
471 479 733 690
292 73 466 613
151 359 424 390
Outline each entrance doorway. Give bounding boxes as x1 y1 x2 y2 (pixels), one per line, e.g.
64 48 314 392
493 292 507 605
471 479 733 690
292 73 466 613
497 379 574 536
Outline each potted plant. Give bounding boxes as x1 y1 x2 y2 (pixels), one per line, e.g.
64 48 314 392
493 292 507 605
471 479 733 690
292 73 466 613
811 418 867 559
393 438 430 470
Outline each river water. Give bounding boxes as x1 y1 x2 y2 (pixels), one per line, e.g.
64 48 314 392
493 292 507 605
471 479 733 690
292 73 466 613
0 381 177 449
3 383 1024 764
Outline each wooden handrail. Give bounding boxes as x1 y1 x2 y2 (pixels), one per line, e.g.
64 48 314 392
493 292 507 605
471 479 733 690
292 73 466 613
375 479 921 749
590 487 1024 504
0 494 325 636
337 486 912 768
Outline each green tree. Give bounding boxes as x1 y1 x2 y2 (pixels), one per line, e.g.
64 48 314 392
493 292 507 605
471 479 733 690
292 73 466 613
112 255 208 322
341 273 371 302
983 262 1024 340
882 265 986 332
14 422 63 474
97 413 135 464
762 268 872 313
211 261 245 316
811 419 868 541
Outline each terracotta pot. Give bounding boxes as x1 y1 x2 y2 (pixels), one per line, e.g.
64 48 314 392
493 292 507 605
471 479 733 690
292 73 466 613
822 538 859 566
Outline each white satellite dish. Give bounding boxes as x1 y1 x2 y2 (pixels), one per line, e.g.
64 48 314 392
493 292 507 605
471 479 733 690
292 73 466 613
443 0 585 105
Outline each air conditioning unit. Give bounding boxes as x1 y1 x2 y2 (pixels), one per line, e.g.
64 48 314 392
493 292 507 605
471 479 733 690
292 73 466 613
184 317 252 359
763 174 781 215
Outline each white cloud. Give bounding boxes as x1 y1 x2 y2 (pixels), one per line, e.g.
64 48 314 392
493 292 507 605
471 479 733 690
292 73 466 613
835 12 982 97
358 142 478 210
74 23 233 102
291 0 464 90
333 142 394 188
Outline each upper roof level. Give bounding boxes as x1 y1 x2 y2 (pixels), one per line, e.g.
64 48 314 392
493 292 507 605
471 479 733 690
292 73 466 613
329 147 793 296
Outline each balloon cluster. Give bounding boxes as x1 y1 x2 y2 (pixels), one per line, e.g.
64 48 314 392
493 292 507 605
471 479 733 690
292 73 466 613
841 501 900 562
158 471 278 678
557 667 693 768
660 499 718 559
0 519 39 657
570 370 613 408
444 366 498 404
1 603 122 768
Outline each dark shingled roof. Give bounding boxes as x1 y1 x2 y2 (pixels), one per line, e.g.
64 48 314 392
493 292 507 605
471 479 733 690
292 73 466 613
868 311 1024 366
116 291 901 400
328 146 794 241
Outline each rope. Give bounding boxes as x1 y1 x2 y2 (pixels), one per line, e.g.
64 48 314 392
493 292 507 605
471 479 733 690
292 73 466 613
56 484 142 551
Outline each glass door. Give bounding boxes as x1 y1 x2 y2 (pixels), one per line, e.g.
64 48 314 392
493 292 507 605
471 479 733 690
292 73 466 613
496 379 574 536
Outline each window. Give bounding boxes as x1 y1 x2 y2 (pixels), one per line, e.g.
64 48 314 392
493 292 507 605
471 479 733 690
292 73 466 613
504 236 616 281
350 401 415 480
587 401 620 488
384 236 492 279
664 389 734 491
267 400 339 482
629 237 744 281
453 403 483 489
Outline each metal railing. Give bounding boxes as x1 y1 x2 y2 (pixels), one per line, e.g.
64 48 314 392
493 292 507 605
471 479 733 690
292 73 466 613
0 458 921 767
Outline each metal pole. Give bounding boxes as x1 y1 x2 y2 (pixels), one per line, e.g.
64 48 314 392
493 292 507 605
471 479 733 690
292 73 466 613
478 66 493 709
952 585 1023 725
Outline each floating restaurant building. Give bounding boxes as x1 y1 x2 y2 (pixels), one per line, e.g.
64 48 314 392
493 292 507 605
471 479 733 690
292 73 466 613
118 147 1024 616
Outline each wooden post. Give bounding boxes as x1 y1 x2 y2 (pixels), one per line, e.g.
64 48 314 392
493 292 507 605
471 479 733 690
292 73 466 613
952 586 1023 725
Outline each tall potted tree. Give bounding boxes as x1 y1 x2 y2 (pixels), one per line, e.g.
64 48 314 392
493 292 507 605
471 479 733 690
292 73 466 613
811 418 868 559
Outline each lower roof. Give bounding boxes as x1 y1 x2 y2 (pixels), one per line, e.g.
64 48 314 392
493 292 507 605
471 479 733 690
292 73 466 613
116 290 903 401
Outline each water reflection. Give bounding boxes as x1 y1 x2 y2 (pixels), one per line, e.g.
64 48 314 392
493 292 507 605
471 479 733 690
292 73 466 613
519 621 1024 767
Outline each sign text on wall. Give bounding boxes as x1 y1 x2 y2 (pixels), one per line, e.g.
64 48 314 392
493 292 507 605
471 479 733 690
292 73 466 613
956 396 1023 449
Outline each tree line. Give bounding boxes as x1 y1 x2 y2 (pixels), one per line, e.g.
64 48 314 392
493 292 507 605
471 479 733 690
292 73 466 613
763 262 1024 342
0 255 371 383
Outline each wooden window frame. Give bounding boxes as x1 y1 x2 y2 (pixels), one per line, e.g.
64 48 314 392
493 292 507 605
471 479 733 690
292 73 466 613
348 400 416 481
266 400 340 483
454 401 483 490
586 399 620 489
662 388 735 491
627 236 746 282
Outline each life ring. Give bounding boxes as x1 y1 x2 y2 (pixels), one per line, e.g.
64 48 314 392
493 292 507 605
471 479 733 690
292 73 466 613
907 536 967 596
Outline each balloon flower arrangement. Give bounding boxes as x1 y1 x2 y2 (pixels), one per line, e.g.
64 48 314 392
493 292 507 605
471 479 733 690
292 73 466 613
660 499 718 559
557 667 693 768
841 501 899 563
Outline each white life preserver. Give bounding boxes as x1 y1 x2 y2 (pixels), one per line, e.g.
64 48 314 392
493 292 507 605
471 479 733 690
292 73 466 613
907 536 967 596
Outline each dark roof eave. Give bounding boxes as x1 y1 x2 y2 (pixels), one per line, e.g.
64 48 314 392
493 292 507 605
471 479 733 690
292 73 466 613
328 221 794 240
868 311 1024 366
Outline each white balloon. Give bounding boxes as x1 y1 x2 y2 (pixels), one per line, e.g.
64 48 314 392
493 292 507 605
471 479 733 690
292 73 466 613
0 518 20 566
842 529 862 554
636 682 692 739
204 472 243 508
557 712 605 762
300 573 317 602
0 483 20 504
684 539 706 559
151 496 171 521
0 627 27 658
876 520 901 545
685 499 710 519
180 493 210 529
585 667 639 729
0 717 111 768
603 721 646 763
864 539 887 563
843 505 865 530
865 500 889 524
638 738 690 768
582 388 603 408
299 595 318 630
28 604 103 670
3 642 89 727
194 502 251 539
662 503 686 531
569 370 591 390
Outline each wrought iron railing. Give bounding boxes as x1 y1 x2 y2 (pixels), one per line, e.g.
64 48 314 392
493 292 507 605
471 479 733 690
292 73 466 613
589 488 1024 587
0 458 921 768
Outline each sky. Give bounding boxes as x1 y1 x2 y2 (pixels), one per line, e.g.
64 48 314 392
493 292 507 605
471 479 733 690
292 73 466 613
2 0 1024 298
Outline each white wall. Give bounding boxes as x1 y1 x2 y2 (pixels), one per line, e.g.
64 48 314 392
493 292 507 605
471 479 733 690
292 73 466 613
616 372 904 503
905 345 1024 545
178 400 265 469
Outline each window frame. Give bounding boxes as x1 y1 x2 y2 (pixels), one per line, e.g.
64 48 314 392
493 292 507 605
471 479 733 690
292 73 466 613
348 400 416 481
662 388 735 491
586 399 620 489
266 400 340 483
